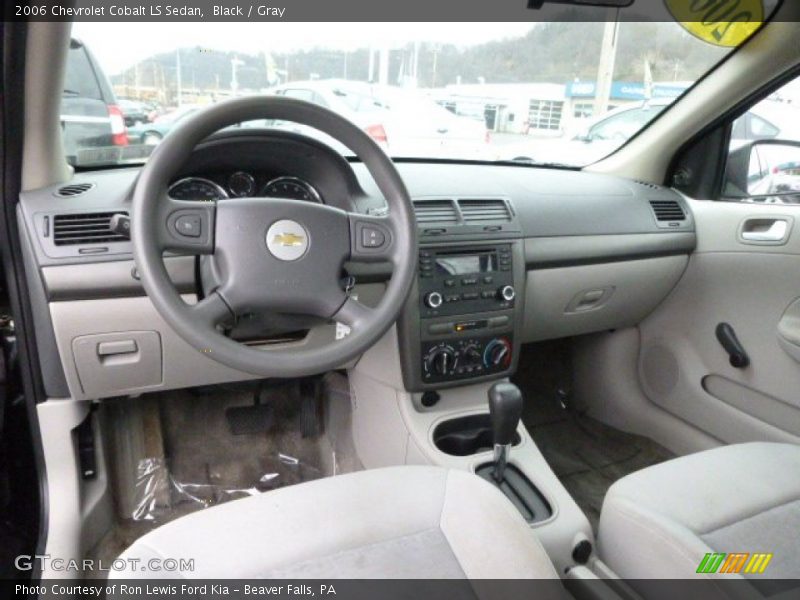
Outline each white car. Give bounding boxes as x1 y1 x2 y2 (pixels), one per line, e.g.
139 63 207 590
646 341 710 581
504 97 800 166
269 80 490 159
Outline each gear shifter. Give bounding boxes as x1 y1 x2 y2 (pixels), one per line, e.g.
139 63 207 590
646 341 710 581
488 382 523 483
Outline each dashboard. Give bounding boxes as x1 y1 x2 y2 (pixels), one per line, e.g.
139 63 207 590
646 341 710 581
18 129 697 399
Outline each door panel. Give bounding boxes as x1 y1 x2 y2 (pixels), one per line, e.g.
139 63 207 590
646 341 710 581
636 198 800 444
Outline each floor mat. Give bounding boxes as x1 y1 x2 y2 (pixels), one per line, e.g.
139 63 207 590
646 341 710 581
513 341 674 533
87 372 361 573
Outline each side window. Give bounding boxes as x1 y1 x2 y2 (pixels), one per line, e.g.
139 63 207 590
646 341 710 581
722 76 800 203
749 114 780 139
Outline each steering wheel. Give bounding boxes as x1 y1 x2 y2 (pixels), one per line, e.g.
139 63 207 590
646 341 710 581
130 96 417 377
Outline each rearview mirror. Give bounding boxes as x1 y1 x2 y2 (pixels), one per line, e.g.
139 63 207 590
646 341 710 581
726 139 800 202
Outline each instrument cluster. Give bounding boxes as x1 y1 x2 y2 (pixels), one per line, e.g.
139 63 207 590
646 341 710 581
168 171 323 203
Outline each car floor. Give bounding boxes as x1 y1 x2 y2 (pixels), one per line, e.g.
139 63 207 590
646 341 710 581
513 340 674 533
86 372 360 574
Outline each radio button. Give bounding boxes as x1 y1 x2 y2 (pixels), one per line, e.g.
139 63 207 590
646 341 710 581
483 276 494 284
461 277 478 285
428 323 453 335
489 316 511 328
444 279 456 287
481 291 495 299
462 292 479 300
445 294 460 303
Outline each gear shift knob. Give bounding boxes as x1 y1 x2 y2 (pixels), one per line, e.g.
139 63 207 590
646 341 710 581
489 382 523 446
488 382 523 483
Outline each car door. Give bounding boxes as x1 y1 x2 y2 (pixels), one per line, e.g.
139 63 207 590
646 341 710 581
635 76 800 445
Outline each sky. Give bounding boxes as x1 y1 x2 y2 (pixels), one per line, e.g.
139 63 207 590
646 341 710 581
72 22 537 76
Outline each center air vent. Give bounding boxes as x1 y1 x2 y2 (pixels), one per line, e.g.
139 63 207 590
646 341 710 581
54 182 94 198
458 198 512 223
649 199 686 223
53 211 129 246
413 200 459 225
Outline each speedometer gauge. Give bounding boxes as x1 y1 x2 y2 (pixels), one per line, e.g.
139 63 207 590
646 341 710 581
262 176 323 203
168 177 229 201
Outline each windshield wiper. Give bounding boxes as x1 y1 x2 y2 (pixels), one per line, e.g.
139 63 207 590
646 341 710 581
62 89 81 97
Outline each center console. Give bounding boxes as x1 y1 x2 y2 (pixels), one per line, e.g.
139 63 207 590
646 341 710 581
398 198 524 391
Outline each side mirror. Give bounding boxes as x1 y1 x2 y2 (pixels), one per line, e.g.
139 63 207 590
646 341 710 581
726 139 800 201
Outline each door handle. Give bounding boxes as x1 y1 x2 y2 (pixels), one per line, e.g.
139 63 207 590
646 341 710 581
715 323 750 369
739 217 791 244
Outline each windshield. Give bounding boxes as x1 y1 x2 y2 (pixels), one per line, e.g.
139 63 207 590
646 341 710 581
64 21 734 168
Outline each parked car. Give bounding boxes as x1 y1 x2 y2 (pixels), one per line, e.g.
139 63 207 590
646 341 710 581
503 97 800 166
270 80 490 159
60 38 128 166
117 99 151 127
127 105 201 145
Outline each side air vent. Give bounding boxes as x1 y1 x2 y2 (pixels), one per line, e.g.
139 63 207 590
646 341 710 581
54 182 94 198
53 211 129 246
412 199 459 225
458 198 512 223
649 199 686 223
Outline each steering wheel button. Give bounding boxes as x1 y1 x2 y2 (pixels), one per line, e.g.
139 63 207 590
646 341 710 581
361 226 385 248
175 214 202 238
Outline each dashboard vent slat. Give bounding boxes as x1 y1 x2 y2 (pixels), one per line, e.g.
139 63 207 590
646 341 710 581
413 200 459 225
53 211 128 246
649 200 686 222
458 199 512 223
54 183 94 198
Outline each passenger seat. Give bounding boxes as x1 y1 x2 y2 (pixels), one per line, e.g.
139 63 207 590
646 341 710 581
599 442 800 595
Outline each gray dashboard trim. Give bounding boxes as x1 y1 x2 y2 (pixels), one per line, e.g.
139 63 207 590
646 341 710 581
16 206 70 398
525 232 697 268
42 256 196 301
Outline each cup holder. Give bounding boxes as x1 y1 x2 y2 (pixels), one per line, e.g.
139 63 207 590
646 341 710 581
433 413 521 457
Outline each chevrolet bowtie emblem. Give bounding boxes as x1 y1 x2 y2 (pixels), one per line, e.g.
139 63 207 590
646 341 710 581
272 232 305 247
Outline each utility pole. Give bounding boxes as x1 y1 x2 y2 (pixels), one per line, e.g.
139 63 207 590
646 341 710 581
368 47 375 83
593 10 620 117
176 48 182 107
431 45 439 88
378 46 389 85
231 56 244 95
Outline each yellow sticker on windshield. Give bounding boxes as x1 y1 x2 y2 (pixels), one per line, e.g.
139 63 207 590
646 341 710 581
665 0 764 48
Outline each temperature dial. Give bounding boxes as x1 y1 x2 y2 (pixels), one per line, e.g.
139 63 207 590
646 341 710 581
484 338 512 369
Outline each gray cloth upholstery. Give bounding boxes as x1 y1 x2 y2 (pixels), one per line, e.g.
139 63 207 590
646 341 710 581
599 442 800 588
112 466 559 579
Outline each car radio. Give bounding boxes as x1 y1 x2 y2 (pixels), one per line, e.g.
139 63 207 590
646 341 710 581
418 244 515 318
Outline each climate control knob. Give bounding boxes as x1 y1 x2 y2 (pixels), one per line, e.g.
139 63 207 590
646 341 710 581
425 291 444 309
498 285 516 302
484 338 512 369
428 348 456 376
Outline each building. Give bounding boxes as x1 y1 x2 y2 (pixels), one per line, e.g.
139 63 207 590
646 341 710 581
430 80 692 135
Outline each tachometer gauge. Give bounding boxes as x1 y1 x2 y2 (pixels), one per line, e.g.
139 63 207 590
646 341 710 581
228 171 256 197
262 176 323 203
168 177 229 201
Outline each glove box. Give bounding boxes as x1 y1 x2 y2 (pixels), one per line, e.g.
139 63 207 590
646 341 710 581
72 331 163 396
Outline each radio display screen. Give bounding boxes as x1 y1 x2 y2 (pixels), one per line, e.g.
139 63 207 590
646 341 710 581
435 253 496 275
